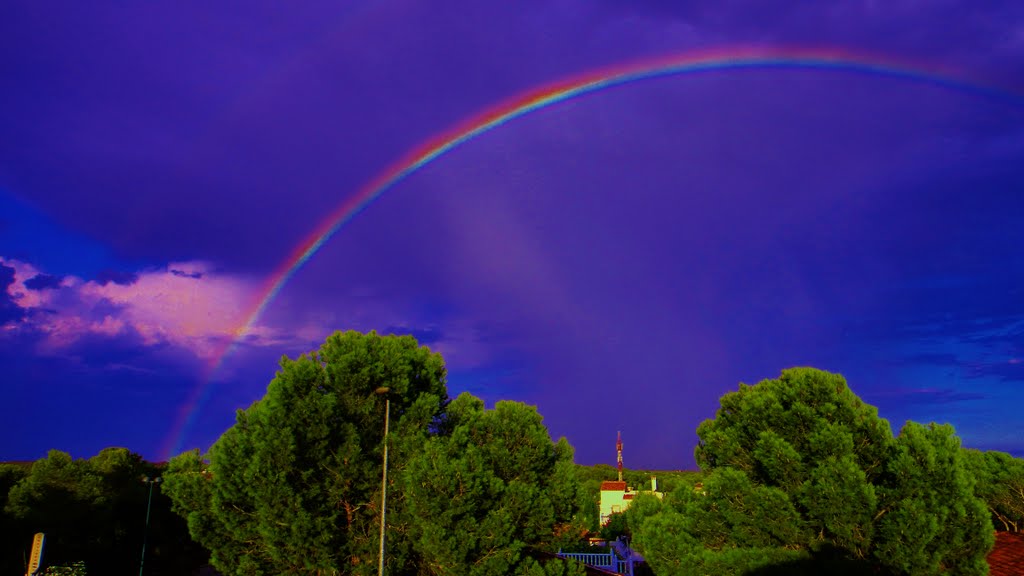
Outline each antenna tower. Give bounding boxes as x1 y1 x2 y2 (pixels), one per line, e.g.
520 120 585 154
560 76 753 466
617 431 623 482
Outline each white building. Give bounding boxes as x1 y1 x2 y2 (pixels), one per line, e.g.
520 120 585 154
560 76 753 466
599 480 630 525
599 434 664 526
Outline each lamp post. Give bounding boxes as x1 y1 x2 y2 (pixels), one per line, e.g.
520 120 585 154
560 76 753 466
375 386 391 576
139 476 161 576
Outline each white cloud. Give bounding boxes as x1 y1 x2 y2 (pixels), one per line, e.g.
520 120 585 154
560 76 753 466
1 257 286 361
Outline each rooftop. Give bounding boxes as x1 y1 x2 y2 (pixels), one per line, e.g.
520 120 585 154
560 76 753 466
988 532 1024 576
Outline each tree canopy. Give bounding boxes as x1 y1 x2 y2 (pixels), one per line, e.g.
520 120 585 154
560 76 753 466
574 464 702 532
404 393 586 576
962 448 1024 532
1 448 206 576
631 367 994 576
163 330 583 576
164 330 448 574
10 346 1016 575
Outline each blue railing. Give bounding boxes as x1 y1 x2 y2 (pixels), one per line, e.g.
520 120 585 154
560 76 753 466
558 551 616 568
556 543 635 576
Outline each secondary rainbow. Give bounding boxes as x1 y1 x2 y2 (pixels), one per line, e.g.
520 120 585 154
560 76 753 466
163 45 1019 458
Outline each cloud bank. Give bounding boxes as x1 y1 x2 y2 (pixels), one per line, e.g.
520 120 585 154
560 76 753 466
1 257 275 362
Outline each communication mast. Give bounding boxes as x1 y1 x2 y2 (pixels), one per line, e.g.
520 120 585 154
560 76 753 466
617 431 623 482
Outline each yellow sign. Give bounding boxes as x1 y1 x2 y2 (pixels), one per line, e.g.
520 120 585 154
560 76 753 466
27 532 44 576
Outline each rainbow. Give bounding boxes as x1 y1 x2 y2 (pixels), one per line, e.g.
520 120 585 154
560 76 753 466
163 45 1020 458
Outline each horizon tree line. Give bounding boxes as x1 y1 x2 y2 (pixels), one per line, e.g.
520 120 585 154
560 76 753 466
3 330 1022 575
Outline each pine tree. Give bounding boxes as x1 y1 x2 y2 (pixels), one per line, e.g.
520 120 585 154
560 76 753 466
633 367 994 575
163 330 448 575
403 393 586 576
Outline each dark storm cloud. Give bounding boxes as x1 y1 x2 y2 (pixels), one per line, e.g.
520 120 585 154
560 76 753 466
0 1 604 273
872 387 987 406
862 314 1024 385
964 359 1024 383
3 0 1024 468
49 330 210 395
94 269 139 287
0 263 26 325
0 189 122 279
836 150 1024 356
0 0 743 276
24 273 63 290
870 314 1024 351
962 320 1024 350
171 268 204 279
383 325 445 345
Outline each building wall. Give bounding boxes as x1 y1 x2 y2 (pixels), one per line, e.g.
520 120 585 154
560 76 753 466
599 488 629 525
599 479 665 526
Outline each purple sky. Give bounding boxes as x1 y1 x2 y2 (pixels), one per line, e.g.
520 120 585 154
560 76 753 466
2 1 1023 470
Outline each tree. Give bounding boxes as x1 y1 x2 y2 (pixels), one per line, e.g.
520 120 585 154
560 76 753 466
84 448 150 574
5 450 108 571
632 367 994 575
403 393 586 576
599 512 630 542
963 448 1024 532
872 422 992 575
635 468 811 575
0 463 29 575
574 464 702 533
621 493 664 535
43 560 88 575
163 330 448 575
3 448 205 576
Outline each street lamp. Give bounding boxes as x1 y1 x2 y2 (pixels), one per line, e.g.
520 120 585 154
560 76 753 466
375 386 392 576
139 476 162 576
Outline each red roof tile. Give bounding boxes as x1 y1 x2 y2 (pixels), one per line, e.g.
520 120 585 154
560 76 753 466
988 532 1024 576
599 481 627 491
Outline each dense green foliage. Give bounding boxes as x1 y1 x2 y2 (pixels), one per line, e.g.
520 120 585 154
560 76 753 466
598 511 630 542
0 448 207 576
9 346 1023 576
0 462 28 571
574 464 703 531
873 422 992 574
404 393 587 575
575 465 703 496
163 330 448 574
963 448 1024 532
163 330 584 576
631 367 994 576
42 560 88 575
